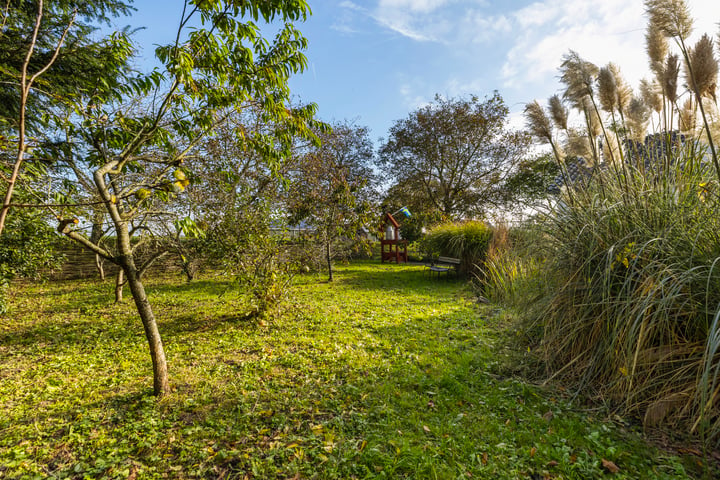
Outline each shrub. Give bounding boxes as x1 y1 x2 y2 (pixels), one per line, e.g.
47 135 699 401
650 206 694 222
0 211 64 313
201 204 294 318
422 221 493 277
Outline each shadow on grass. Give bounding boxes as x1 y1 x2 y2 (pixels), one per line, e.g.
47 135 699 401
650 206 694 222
159 311 262 338
144 277 235 297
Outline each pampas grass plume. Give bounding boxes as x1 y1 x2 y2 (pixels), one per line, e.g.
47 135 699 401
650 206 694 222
646 23 668 75
583 96 603 138
679 97 696 135
640 78 663 113
560 50 599 108
548 94 568 130
611 63 633 113
565 131 593 161
663 54 680 103
524 100 553 142
598 66 618 113
645 0 693 40
627 96 651 141
686 34 718 101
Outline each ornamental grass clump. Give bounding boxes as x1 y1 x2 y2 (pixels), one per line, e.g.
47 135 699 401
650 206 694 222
482 223 547 309
422 221 493 277
526 148 720 445
516 0 720 446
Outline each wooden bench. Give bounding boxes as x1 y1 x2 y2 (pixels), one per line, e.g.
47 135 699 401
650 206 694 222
425 256 461 279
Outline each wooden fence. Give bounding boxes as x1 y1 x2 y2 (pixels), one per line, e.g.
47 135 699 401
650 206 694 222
48 244 182 280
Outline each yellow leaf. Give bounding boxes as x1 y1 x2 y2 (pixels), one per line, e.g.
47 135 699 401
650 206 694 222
135 188 151 200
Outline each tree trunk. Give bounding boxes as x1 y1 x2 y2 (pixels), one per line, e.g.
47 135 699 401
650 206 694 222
326 239 333 282
96 254 106 281
180 255 195 282
90 211 106 279
88 164 170 397
114 269 124 303
121 255 170 397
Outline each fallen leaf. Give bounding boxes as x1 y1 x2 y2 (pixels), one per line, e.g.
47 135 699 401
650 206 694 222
530 447 537 457
543 410 554 421
481 452 488 465
601 458 620 473
423 425 431 433
678 447 702 456
547 460 559 467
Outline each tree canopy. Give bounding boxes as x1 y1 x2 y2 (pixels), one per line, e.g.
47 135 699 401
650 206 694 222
2 0 318 396
0 0 135 134
379 92 531 221
287 121 376 281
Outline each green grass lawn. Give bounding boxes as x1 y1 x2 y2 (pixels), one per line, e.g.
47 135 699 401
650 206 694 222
0 262 706 479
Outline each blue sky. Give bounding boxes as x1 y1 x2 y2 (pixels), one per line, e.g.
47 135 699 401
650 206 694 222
121 0 720 144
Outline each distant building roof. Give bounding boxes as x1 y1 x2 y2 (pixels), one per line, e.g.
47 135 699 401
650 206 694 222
548 131 708 193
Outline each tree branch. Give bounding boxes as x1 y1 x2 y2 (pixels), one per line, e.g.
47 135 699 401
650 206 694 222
0 1 76 235
58 220 116 262
138 251 170 279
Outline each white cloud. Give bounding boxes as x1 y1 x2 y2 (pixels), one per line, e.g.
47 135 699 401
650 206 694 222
501 0 720 101
462 11 512 43
502 0 645 91
364 0 720 102
338 1 362 9
368 0 511 43
332 3 363 34
349 0 720 127
398 81 434 110
378 0 450 14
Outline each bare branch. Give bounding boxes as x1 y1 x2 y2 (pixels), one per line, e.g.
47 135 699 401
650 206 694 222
138 251 170 279
57 220 115 262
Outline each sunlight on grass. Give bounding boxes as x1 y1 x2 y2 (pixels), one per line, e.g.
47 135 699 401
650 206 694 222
0 262 701 478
